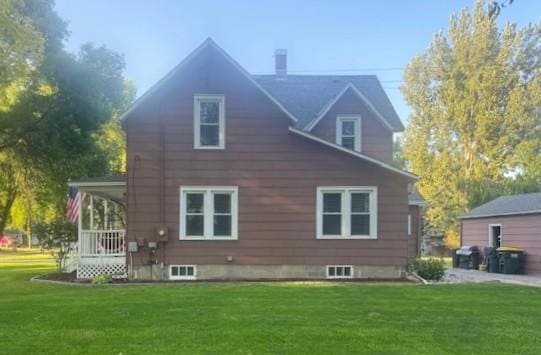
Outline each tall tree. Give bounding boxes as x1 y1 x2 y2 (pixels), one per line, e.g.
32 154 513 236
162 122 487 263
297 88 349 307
401 0 541 246
0 0 133 237
0 0 44 110
392 136 407 169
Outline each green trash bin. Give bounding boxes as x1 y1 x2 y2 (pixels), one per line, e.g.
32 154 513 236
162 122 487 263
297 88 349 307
497 247 525 274
484 247 500 273
488 254 500 273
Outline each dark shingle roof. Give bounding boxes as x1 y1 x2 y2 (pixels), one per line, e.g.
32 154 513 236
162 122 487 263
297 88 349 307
460 192 541 219
254 75 404 132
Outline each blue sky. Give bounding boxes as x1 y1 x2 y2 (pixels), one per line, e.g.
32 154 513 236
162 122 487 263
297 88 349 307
55 0 540 124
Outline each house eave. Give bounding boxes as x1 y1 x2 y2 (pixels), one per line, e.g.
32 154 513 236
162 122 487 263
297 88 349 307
459 210 541 220
68 181 126 188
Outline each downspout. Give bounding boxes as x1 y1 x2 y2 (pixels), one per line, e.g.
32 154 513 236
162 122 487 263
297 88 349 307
128 130 141 279
159 117 166 273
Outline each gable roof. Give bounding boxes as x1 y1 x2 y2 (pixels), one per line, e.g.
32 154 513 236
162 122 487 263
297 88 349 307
120 38 297 123
289 127 418 180
118 39 413 179
459 192 541 219
120 38 403 133
254 75 404 132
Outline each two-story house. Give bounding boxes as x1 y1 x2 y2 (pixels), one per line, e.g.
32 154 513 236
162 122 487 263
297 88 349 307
68 39 421 281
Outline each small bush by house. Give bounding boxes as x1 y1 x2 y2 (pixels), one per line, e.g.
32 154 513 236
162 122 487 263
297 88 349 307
410 257 446 281
91 273 112 285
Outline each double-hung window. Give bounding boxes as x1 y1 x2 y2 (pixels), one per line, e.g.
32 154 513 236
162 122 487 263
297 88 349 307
336 115 361 152
194 94 225 149
317 187 377 239
180 187 238 240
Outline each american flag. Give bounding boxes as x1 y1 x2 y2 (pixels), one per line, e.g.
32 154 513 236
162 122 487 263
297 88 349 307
66 187 84 223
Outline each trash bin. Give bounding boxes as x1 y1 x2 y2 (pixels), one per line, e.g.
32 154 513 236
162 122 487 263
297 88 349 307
497 247 526 274
484 247 500 273
456 246 481 270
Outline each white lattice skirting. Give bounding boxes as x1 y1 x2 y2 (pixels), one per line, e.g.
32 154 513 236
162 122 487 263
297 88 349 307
77 263 127 279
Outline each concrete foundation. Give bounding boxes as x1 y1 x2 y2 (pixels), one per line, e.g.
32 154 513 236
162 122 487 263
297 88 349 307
129 264 406 281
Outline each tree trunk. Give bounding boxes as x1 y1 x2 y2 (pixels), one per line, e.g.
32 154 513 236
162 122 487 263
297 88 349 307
0 187 17 237
25 211 33 248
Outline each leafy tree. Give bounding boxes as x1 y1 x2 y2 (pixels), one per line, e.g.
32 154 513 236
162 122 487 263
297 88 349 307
0 0 44 110
488 0 515 18
0 0 133 237
0 152 19 235
392 136 407 169
401 0 541 245
34 220 77 271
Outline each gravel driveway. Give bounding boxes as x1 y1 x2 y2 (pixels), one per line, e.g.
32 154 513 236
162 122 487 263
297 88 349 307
443 268 541 287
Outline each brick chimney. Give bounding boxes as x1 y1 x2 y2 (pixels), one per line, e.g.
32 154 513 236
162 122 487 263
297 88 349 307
275 49 287 80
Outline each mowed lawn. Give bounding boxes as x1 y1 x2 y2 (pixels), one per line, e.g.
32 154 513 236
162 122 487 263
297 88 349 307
1 251 541 354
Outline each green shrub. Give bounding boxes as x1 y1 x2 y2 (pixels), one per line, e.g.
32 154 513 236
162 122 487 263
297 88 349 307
91 273 112 285
409 257 446 281
34 220 77 272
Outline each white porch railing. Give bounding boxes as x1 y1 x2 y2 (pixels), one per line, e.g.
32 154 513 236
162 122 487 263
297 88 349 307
79 229 126 257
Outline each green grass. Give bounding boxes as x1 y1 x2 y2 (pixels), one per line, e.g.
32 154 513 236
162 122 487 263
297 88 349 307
0 247 53 261
1 253 541 354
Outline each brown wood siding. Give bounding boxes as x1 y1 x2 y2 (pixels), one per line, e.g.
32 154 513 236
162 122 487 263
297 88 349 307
407 205 421 258
311 89 393 163
126 45 410 268
461 214 541 274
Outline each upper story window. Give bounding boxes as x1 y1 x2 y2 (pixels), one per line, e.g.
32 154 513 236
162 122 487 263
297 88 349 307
194 95 225 149
316 186 377 239
180 186 238 240
336 115 361 152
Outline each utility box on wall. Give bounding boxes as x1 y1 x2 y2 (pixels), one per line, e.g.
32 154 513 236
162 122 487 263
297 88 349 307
127 242 139 253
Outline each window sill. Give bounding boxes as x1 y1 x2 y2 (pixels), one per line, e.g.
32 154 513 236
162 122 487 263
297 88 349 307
170 276 196 280
317 235 377 240
193 146 225 150
180 236 237 241
327 276 353 279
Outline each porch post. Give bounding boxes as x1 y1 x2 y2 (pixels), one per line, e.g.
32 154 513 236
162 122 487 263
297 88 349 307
77 192 82 260
113 202 117 229
104 199 108 230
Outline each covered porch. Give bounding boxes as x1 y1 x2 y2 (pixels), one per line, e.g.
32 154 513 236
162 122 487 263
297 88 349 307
68 176 127 279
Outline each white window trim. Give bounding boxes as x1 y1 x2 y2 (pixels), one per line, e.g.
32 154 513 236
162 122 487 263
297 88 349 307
316 186 377 240
194 94 225 149
169 265 197 280
488 224 502 248
407 214 412 236
326 265 353 279
180 186 238 240
336 115 361 152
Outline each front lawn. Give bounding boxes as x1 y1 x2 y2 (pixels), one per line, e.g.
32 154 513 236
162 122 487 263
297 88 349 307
0 247 53 261
1 253 541 354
